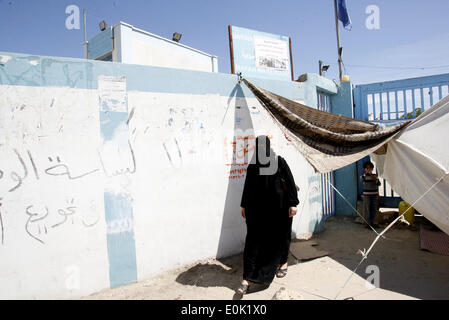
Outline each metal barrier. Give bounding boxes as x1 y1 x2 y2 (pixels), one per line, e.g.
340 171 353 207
317 91 336 218
353 73 449 207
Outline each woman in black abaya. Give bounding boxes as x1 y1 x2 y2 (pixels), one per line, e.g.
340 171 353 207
238 135 299 294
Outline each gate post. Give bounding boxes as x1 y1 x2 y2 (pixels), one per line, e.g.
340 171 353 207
330 81 358 217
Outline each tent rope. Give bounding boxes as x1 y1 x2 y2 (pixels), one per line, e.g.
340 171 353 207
325 177 385 238
360 172 447 259
332 171 447 300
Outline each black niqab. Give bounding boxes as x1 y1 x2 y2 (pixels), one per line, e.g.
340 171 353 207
240 135 300 285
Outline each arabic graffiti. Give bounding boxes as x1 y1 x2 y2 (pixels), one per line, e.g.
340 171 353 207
24 199 100 244
224 134 275 179
231 138 255 161
0 139 136 195
98 139 136 177
25 204 49 244
45 156 100 180
162 138 183 168
8 149 28 192
225 134 274 166
228 167 247 180
0 141 136 245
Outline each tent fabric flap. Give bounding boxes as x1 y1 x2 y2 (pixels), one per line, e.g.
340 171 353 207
242 78 411 173
242 77 449 235
382 94 449 235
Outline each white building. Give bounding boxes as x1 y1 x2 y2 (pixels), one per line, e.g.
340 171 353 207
86 21 218 73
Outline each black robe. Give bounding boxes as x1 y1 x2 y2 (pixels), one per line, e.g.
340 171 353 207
240 137 299 285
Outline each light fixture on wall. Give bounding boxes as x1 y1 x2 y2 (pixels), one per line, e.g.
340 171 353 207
99 20 108 31
172 32 182 42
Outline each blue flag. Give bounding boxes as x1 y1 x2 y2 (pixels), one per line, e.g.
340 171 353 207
337 0 352 30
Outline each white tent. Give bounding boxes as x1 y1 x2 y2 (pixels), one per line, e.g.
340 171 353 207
382 95 449 235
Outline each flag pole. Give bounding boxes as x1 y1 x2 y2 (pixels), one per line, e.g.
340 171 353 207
333 0 343 81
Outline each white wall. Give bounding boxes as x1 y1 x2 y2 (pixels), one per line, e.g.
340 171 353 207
115 23 218 72
0 86 109 299
0 82 317 299
127 91 317 279
0 49 339 299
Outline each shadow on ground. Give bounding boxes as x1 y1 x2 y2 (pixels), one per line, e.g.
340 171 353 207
314 216 449 300
175 254 280 299
175 255 244 299
177 216 449 300
175 256 241 291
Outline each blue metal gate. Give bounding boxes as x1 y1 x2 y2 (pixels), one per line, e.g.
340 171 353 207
353 73 449 207
317 91 336 218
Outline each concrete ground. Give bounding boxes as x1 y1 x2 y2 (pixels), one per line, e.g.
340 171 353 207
81 216 449 300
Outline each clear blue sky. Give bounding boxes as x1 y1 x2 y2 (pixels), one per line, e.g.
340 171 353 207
1 0 449 84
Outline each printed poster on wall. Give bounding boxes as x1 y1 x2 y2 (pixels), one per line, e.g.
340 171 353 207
98 75 127 113
254 36 289 70
228 25 293 81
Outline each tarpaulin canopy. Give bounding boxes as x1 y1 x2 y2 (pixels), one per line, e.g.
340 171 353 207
242 78 411 173
243 78 449 235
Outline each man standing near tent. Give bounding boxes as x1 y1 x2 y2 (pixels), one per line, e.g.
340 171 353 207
361 161 381 228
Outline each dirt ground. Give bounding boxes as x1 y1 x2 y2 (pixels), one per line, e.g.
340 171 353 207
81 216 449 300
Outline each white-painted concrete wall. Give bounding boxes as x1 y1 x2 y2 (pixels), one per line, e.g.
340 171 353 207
114 22 218 72
0 84 317 299
0 52 344 299
0 86 109 299
127 91 317 278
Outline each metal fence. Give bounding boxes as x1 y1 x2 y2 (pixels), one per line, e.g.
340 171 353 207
353 73 449 207
317 91 336 218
